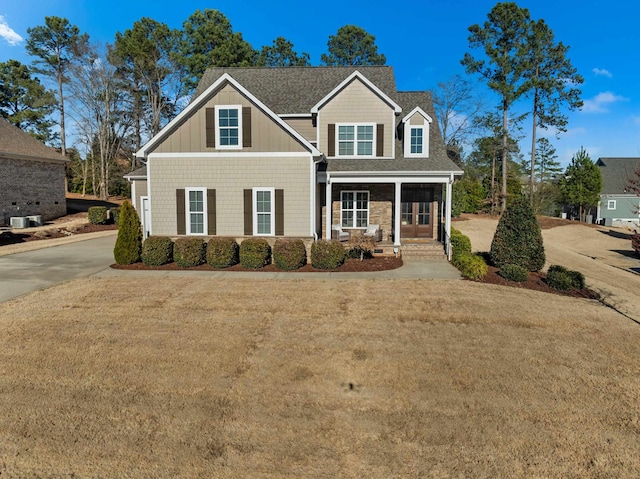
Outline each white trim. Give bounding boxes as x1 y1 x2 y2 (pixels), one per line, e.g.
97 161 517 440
147 160 152 236
147 151 312 159
214 105 242 150
136 73 320 158
252 187 275 236
279 113 312 118
310 70 402 114
340 190 370 229
131 180 137 210
335 123 376 158
404 124 428 158
325 177 332 240
607 199 617 210
185 187 208 236
394 181 401 246
140 196 150 240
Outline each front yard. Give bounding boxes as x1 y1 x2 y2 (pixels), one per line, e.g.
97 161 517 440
1 276 638 477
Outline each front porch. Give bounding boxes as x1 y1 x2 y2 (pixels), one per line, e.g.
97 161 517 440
319 173 455 259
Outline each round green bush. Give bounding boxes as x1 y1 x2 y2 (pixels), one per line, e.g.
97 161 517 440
311 240 346 270
174 237 206 268
454 253 488 280
239 238 271 269
142 236 174 266
490 196 545 272
88 206 108 225
206 238 239 268
451 227 472 258
567 270 585 289
499 263 529 282
273 239 307 270
113 201 142 265
546 265 573 291
109 207 121 225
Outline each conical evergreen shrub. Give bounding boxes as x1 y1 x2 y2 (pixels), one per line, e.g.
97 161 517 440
490 196 545 272
113 200 142 264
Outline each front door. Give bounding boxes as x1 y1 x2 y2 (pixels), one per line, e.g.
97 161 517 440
401 187 433 238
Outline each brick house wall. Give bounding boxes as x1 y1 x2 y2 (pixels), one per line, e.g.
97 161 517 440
0 157 67 225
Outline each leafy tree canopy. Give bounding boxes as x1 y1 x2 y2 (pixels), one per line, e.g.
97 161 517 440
321 25 386 66
179 9 256 93
559 147 602 220
258 37 310 67
0 59 57 143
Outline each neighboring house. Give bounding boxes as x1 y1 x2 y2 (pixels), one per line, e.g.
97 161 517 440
130 66 463 255
0 118 68 226
595 157 640 226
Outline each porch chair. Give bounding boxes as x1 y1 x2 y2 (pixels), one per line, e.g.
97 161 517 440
331 224 349 242
363 224 382 242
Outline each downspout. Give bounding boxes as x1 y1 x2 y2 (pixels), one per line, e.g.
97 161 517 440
311 155 324 240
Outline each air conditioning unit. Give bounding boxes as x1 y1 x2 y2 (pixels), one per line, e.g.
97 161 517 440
10 216 29 229
27 215 43 227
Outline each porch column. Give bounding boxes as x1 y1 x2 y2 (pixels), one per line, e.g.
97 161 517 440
445 177 453 260
325 178 332 240
394 180 402 246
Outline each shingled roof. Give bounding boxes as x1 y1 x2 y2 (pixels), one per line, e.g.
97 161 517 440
0 118 67 163
596 157 640 195
194 66 461 174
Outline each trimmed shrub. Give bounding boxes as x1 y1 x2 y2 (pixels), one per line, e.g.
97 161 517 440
88 206 108 225
109 207 121 225
311 240 346 270
499 263 529 282
174 237 206 268
273 239 307 270
239 238 271 269
632 233 640 256
567 270 586 289
455 253 488 280
490 196 545 272
206 238 239 268
142 236 174 266
113 201 142 264
546 265 573 291
451 228 472 261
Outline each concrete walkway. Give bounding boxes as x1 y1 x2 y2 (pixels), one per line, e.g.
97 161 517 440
0 233 460 304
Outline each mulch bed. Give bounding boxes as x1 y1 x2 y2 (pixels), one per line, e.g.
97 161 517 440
111 256 404 273
0 224 117 246
477 265 601 300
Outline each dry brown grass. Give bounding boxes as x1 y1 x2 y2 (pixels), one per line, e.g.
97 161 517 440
1 277 639 478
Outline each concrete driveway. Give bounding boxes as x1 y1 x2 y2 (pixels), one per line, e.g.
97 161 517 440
0 234 117 303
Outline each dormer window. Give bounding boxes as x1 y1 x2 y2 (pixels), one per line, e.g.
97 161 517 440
402 107 432 158
337 123 375 157
215 105 242 149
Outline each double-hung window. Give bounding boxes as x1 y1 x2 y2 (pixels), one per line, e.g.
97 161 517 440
254 187 275 235
405 124 426 157
215 105 242 149
607 199 616 210
341 191 369 228
410 127 424 154
186 187 207 235
337 124 375 157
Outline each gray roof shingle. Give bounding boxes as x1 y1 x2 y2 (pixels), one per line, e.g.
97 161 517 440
0 118 67 162
194 66 461 174
596 157 640 195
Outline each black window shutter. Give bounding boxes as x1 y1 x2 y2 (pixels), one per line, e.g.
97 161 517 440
376 124 384 157
207 189 216 235
275 189 284 236
176 189 186 235
242 107 252 148
243 189 253 235
206 108 215 148
328 124 335 156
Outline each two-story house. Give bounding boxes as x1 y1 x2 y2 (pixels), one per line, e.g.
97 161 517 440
128 66 462 257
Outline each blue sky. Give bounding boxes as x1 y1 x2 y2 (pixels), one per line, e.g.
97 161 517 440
1 0 639 167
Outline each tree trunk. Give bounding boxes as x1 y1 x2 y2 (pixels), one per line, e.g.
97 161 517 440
530 79 539 207
491 147 496 216
501 99 508 213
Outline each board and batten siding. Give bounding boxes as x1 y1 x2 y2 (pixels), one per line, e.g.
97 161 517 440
149 156 311 237
318 78 394 158
153 84 308 154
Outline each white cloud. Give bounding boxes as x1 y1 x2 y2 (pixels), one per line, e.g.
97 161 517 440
0 15 23 46
592 68 613 78
581 91 628 113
